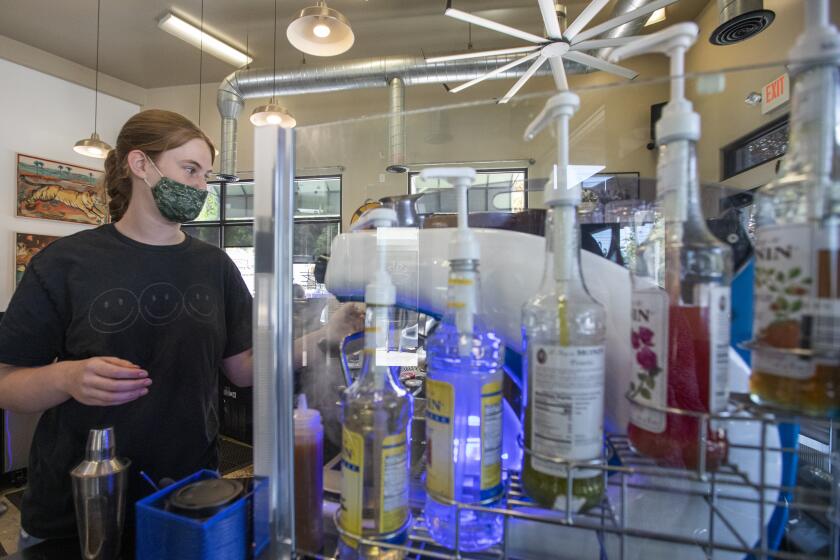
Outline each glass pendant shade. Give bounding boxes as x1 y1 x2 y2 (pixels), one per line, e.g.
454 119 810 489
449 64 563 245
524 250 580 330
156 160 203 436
287 2 354 56
250 104 297 128
73 132 112 159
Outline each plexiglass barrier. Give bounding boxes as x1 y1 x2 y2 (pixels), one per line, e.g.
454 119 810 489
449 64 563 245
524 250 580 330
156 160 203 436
249 55 838 560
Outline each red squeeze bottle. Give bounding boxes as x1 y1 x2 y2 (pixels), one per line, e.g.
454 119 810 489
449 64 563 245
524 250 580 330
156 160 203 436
294 396 324 553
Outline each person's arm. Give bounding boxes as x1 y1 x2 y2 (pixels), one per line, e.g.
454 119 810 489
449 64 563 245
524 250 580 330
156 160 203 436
0 357 151 414
222 349 253 387
220 297 364 388
221 325 328 388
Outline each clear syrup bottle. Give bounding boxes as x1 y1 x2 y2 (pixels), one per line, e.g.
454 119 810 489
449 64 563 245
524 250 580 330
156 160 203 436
611 23 732 471
421 167 504 551
521 92 607 511
339 215 413 560
749 0 840 416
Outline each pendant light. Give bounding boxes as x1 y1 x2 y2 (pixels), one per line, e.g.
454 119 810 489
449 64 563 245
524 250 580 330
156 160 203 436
251 0 296 128
287 1 354 57
74 0 112 159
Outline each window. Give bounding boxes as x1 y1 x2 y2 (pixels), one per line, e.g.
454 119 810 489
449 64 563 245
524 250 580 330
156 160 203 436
182 176 342 297
721 114 789 180
409 168 527 213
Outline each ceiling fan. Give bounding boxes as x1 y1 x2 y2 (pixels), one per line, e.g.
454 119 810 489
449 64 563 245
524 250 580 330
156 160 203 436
430 0 679 103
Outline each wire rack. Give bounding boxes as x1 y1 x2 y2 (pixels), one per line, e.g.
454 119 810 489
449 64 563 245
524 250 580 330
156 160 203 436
299 393 839 560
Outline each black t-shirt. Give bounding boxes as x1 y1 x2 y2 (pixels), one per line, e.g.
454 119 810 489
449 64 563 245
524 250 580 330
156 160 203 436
0 224 252 539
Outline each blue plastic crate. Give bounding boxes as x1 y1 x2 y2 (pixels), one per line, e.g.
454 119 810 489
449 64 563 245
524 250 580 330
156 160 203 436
136 470 269 560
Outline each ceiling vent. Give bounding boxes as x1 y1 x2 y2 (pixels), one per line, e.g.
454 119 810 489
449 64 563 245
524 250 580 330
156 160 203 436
710 0 774 45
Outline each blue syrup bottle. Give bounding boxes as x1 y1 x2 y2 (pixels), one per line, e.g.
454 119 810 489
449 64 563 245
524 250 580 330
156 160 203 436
422 167 504 551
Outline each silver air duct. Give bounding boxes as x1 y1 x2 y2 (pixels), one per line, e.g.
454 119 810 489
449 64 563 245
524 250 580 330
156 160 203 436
593 0 665 61
217 91 244 181
217 0 662 179
386 77 407 173
710 0 775 46
217 54 560 178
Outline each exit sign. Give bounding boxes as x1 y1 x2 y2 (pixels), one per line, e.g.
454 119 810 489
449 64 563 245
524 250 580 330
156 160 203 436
762 73 789 114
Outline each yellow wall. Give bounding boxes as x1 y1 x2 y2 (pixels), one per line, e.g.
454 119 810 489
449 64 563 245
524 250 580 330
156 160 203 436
144 54 669 228
687 0 840 195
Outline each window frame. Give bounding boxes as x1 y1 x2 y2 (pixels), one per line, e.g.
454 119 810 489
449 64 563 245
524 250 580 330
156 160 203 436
407 167 529 212
294 174 343 220
720 114 789 181
183 174 343 255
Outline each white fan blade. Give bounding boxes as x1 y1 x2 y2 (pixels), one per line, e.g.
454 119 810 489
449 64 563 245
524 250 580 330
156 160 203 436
564 50 637 79
571 36 648 50
571 0 679 44
564 0 610 41
445 6 546 44
426 46 539 64
449 51 541 93
499 55 546 104
549 57 568 91
537 0 563 39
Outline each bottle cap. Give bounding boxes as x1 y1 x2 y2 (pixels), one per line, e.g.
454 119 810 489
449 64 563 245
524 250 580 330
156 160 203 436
294 394 322 431
788 0 840 75
610 22 701 144
293 408 323 431
420 167 479 260
524 91 581 206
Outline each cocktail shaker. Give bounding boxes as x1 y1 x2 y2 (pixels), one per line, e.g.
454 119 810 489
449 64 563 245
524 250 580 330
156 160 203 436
71 427 130 560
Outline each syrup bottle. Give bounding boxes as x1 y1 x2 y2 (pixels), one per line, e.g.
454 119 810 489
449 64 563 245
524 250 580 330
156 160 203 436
611 23 732 471
521 92 607 511
339 212 413 560
749 0 840 416
421 167 505 550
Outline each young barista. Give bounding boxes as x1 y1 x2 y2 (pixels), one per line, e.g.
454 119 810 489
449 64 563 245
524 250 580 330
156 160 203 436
0 109 361 548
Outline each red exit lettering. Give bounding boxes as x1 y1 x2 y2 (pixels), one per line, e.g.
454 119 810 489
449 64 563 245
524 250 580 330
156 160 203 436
764 76 785 104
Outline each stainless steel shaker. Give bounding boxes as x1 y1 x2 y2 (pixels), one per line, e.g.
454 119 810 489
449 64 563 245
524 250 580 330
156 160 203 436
71 427 130 560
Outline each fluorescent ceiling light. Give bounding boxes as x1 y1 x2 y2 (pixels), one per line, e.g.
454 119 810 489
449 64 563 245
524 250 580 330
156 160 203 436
645 8 666 27
158 12 252 67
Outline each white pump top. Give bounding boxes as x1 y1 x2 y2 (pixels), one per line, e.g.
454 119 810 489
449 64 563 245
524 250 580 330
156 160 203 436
524 91 581 205
420 167 479 261
788 0 840 75
609 22 700 145
363 208 398 306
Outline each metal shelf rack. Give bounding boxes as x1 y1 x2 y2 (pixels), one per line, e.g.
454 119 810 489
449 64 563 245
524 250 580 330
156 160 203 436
319 393 838 560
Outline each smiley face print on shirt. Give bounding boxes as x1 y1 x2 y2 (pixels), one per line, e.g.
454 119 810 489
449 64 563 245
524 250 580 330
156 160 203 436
87 282 219 334
139 283 184 326
88 288 140 334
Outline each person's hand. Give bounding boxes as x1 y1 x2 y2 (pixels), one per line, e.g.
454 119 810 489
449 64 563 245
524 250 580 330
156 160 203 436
325 302 365 350
62 357 151 406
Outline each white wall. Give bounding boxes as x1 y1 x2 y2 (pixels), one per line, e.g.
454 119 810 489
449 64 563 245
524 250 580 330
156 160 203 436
0 57 139 309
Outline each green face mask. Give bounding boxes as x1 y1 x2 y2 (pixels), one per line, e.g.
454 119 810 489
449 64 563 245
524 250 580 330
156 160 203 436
143 156 208 223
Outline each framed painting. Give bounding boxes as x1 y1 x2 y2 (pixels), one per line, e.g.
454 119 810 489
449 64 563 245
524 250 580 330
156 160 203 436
15 233 60 287
16 154 107 225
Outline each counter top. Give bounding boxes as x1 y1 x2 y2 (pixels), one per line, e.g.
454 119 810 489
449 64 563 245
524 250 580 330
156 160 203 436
6 538 275 560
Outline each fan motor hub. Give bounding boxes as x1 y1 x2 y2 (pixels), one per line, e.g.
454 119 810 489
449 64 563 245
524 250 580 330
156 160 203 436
541 41 570 57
